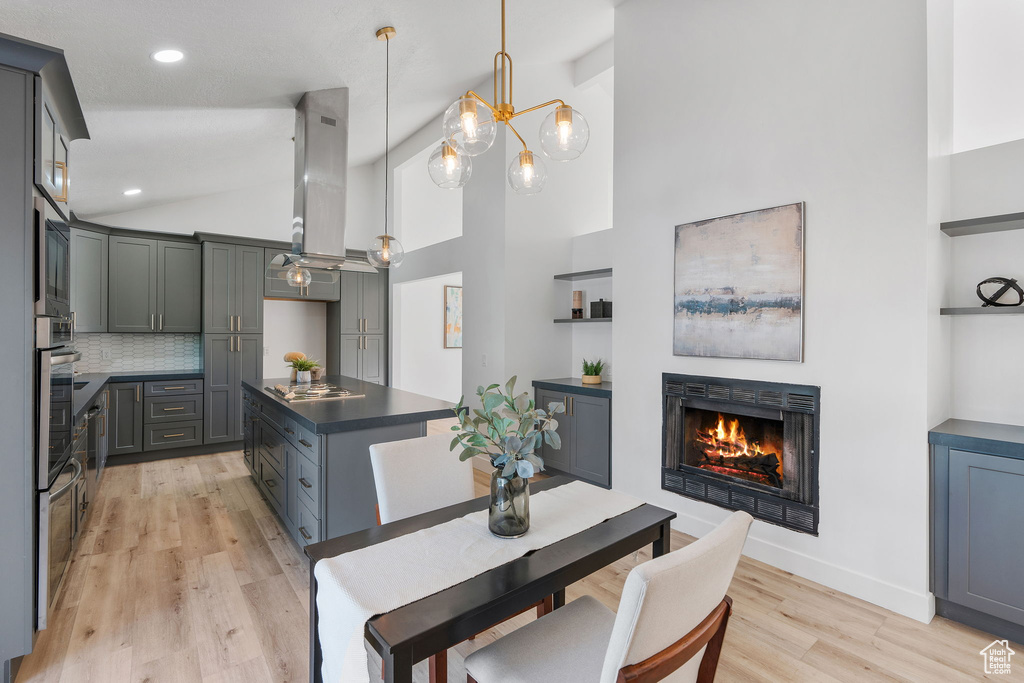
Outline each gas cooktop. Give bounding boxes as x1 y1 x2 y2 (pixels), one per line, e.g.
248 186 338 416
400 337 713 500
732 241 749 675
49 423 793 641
266 383 364 402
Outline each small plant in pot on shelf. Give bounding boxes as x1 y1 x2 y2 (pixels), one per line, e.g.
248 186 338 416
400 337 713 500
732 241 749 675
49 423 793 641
450 376 564 538
289 357 320 384
582 358 606 385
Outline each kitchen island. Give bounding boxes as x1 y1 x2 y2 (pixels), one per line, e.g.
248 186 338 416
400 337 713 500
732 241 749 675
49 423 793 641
241 377 455 547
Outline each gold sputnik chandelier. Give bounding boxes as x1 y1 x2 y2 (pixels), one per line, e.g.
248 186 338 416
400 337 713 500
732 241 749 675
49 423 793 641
428 0 590 194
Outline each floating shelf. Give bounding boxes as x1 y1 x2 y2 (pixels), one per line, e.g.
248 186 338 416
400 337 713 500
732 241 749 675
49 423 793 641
553 268 613 281
940 212 1024 237
940 307 1024 316
554 318 612 324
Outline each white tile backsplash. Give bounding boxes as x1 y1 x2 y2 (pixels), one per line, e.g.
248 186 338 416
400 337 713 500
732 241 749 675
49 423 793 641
75 333 202 373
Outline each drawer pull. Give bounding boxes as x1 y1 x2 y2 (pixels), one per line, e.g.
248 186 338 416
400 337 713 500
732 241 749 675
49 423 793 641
299 477 312 489
264 479 276 488
163 406 185 411
299 526 312 541
298 439 312 448
161 386 186 390
284 428 295 435
164 433 185 438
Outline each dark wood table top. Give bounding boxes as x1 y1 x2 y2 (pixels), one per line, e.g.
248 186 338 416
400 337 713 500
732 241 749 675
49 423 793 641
306 476 677 664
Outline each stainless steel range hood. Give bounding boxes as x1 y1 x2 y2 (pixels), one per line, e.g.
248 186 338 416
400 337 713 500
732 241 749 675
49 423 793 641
267 88 377 282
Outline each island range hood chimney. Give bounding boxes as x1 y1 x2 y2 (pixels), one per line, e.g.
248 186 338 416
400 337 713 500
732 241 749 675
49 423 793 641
268 87 376 284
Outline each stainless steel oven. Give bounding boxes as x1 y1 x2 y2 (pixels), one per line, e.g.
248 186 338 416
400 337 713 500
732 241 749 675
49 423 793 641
37 453 81 629
34 196 73 345
37 343 79 490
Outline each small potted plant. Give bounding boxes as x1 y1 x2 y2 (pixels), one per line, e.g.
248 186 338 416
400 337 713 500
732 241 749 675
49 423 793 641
290 357 320 384
582 358 606 385
450 377 564 538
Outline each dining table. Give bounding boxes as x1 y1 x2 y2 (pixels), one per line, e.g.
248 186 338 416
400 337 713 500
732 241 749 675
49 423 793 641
304 475 677 683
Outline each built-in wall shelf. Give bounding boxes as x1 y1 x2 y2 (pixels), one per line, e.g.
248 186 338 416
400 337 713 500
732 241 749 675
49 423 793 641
940 212 1024 237
940 307 1024 316
554 318 612 324
553 268 613 281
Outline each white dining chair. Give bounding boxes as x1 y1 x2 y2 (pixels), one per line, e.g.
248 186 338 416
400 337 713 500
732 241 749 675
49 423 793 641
368 433 553 682
464 510 753 683
369 433 477 524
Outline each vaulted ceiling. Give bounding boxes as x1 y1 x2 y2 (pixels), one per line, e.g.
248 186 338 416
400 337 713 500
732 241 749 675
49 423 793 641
3 0 617 217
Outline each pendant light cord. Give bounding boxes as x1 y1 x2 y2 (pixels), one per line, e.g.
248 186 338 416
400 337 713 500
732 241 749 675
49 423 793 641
384 36 390 239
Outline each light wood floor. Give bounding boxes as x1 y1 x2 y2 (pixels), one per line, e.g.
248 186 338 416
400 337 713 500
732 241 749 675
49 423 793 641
17 444 1019 682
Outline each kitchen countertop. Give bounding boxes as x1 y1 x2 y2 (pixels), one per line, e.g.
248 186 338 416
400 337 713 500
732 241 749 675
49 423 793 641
72 369 204 422
532 377 613 399
244 376 456 434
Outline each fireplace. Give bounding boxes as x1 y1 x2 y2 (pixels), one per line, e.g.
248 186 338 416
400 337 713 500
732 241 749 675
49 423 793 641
662 374 819 534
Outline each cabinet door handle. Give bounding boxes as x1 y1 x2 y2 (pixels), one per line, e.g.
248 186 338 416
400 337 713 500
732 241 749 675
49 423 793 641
264 478 276 488
163 406 185 411
230 335 235 352
571 397 575 416
284 427 294 435
150 314 155 331
229 315 235 332
298 477 312 489
99 414 106 438
136 385 141 402
299 526 312 541
159 313 163 331
163 433 185 438
237 315 242 329
298 439 312 448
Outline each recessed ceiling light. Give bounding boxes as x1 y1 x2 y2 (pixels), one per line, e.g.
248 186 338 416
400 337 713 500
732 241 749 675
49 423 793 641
123 188 142 196
151 49 184 63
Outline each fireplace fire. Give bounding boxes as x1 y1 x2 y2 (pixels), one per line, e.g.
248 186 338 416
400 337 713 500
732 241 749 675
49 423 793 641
662 374 820 534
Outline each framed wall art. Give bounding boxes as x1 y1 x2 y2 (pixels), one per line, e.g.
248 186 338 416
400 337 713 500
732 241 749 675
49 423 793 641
444 285 463 349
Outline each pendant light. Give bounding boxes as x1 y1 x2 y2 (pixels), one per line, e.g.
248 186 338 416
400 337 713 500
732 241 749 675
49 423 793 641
431 0 590 194
367 27 406 269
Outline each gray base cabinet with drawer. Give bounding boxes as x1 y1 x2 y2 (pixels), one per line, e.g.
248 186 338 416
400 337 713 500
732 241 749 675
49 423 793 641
108 378 205 458
931 421 1024 645
535 386 611 487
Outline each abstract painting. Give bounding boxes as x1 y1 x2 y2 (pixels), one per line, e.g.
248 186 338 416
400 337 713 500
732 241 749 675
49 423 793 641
444 285 463 349
674 202 804 361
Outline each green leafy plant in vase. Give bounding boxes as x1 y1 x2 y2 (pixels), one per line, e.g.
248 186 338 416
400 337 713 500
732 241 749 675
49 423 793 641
289 357 320 384
582 358 606 385
450 376 564 538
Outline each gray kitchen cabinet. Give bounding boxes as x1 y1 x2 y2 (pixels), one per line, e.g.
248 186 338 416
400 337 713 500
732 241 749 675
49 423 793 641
70 229 108 332
109 236 201 333
338 335 361 378
264 249 339 301
361 336 385 385
204 333 263 444
930 421 1024 645
108 236 158 333
108 382 143 456
204 243 264 334
156 241 202 332
338 271 385 334
333 334 384 384
535 387 610 487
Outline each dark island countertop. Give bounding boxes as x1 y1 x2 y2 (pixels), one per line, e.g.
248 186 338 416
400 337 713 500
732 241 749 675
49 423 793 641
929 418 1024 460
532 377 612 399
73 369 204 422
244 376 456 434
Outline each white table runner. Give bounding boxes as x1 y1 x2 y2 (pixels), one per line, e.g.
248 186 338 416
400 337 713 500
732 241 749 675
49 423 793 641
314 480 643 683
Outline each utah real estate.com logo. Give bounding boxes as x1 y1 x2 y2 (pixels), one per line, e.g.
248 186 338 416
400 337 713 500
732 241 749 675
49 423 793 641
980 640 1015 675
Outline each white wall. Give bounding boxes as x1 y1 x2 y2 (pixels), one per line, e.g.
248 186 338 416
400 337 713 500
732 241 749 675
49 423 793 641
393 272 463 402
952 0 1024 152
614 0 933 621
262 300 327 379
395 144 463 252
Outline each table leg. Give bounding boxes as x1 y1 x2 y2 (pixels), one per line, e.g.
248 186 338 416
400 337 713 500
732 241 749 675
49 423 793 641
653 521 671 558
310 561 322 683
552 588 566 610
383 648 413 683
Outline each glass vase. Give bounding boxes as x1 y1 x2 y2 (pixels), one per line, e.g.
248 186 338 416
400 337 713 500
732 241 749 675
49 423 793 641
489 469 530 538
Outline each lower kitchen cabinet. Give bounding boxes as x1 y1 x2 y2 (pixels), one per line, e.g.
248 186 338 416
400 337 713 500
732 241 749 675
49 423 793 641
535 384 611 487
331 334 385 384
204 333 262 444
108 382 143 456
143 420 203 451
930 420 1024 645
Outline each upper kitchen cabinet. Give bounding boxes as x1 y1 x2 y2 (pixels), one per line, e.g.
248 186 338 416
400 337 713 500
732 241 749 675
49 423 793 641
34 77 88 218
70 229 108 332
338 270 386 334
109 236 201 333
204 243 264 334
264 249 340 301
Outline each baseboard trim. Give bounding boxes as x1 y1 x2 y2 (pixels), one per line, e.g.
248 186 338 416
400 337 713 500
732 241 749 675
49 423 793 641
106 441 243 466
667 509 936 623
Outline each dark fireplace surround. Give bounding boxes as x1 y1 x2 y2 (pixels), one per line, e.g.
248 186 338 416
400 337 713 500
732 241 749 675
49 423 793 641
662 373 820 534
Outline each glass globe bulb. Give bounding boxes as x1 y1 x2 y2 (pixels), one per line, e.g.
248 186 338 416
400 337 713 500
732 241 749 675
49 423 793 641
286 265 311 288
443 96 496 156
507 150 547 194
538 105 589 161
427 142 472 189
367 234 405 269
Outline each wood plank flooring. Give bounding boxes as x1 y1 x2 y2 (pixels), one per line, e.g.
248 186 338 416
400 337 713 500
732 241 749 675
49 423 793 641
17 440 1020 682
